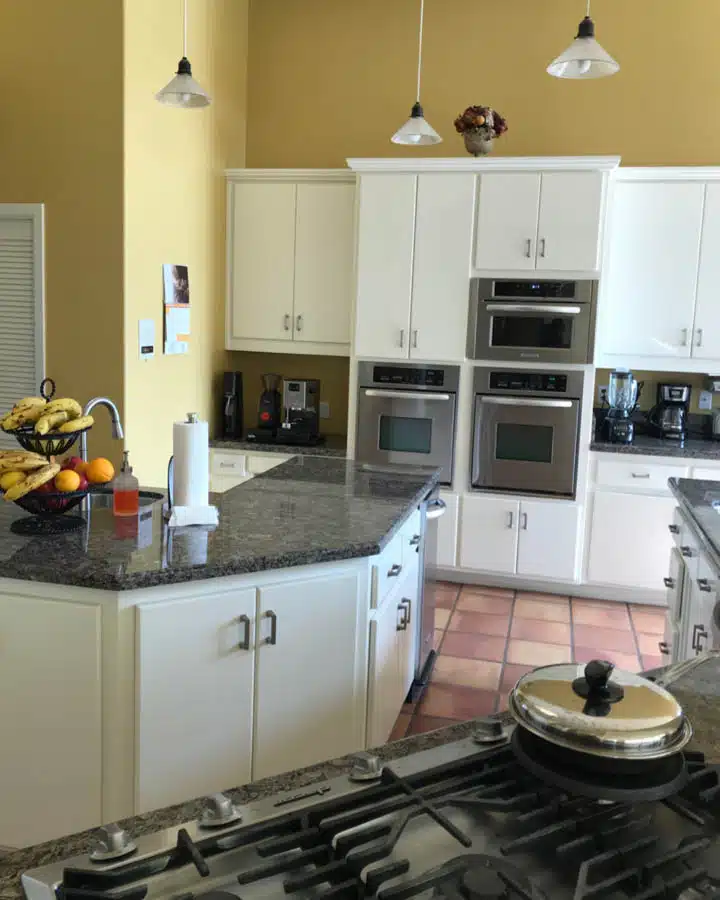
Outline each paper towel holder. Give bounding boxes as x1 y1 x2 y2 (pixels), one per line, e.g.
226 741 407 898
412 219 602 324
164 412 219 527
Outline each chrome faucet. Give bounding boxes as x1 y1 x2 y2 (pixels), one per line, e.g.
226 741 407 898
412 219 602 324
80 397 124 461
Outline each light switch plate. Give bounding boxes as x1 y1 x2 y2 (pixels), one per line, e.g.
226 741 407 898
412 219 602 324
319 401 330 419
699 390 713 411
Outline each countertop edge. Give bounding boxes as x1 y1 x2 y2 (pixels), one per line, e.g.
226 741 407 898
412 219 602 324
668 477 720 573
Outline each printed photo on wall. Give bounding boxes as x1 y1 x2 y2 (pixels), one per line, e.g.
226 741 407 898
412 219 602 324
163 263 191 356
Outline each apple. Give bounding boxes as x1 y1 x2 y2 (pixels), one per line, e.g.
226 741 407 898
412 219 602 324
75 474 89 491
33 482 55 494
67 456 84 471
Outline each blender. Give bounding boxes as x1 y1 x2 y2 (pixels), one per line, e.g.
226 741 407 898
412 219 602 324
604 368 642 444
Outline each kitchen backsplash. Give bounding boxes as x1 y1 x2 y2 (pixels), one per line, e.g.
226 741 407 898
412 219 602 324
225 351 350 436
595 369 717 415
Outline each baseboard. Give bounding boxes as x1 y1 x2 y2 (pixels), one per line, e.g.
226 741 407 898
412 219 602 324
433 567 666 607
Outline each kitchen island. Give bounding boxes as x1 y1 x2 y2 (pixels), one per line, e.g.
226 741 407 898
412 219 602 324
4 653 719 900
0 457 438 849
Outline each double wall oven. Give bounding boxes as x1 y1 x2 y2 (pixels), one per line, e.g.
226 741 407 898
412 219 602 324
471 367 584 499
468 278 597 364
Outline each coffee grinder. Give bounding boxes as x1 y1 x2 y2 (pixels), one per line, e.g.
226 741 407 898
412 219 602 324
247 373 282 440
604 368 642 444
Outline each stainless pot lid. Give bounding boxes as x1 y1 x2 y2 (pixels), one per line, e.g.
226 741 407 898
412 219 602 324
508 659 692 760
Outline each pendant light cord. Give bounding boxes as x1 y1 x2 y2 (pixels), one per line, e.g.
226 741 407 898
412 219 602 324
183 0 188 58
586 0 591 16
415 0 424 102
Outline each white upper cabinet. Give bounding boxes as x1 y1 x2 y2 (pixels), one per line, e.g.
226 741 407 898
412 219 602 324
354 174 416 359
598 180 705 359
226 173 355 355
536 172 605 272
693 182 720 359
475 173 540 271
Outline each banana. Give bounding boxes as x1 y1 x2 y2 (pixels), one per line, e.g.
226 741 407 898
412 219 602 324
56 415 94 434
43 398 82 420
13 397 46 410
0 452 47 472
2 404 47 430
35 411 69 435
3 463 60 501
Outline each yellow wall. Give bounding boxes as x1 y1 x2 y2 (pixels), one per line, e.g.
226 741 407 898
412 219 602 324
246 0 720 168
0 1 125 463
124 0 248 486
228 351 349 436
595 370 714 416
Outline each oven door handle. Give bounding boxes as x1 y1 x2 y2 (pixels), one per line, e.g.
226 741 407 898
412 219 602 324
363 389 452 401
479 396 574 409
485 303 582 316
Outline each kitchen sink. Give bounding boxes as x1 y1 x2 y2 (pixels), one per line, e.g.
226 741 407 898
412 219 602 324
89 489 165 509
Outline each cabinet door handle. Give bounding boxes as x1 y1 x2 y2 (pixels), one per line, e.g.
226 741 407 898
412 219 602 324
680 545 693 558
525 238 532 258
696 328 704 349
539 238 547 258
396 603 408 632
680 328 688 347
663 577 675 589
283 314 291 332
237 614 251 651
412 329 418 349
506 511 514 529
399 329 405 349
296 314 303 332
692 623 708 652
668 524 680 535
658 640 670 655
697 578 713 593
409 534 421 547
387 563 402 578
264 610 277 645
521 512 528 530
631 472 650 479
401 597 412 625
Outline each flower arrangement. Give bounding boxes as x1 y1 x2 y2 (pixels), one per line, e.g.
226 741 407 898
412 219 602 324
453 106 508 156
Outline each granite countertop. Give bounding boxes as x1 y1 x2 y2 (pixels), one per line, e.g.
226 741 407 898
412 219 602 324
2 653 718 900
0 457 438 592
592 433 720 460
210 434 347 457
668 476 720 571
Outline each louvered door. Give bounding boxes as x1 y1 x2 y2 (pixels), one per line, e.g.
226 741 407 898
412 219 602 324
0 205 44 445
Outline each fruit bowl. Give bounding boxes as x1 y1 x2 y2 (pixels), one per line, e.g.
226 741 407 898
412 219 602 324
5 487 90 516
3 424 92 458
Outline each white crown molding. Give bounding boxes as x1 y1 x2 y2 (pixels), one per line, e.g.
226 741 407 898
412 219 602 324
346 156 621 174
225 168 355 183
613 166 720 182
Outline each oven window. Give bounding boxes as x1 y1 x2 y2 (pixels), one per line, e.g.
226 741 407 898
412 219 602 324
491 314 573 350
495 423 553 464
379 416 432 454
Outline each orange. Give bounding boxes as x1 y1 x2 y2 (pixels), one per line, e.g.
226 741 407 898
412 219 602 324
86 457 115 485
55 469 81 493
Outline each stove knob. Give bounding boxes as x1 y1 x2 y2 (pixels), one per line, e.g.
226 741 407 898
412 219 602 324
349 752 384 782
90 824 137 861
199 792 242 828
473 718 510 745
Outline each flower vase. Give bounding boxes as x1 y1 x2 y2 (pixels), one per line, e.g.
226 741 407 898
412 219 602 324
463 131 494 157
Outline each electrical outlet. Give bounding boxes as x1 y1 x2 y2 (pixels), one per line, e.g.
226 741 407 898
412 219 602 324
699 390 713 411
597 385 608 404
319 401 330 420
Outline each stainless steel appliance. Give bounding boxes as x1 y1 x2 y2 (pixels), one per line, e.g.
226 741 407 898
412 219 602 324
356 362 459 485
648 383 691 442
471 367 584 498
23 694 720 900
468 278 597 364
412 486 446 699
220 371 244 439
279 378 321 445
604 368 642 444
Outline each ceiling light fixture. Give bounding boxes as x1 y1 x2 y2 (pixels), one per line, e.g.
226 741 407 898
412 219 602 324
156 0 211 108
547 0 619 80
391 0 441 145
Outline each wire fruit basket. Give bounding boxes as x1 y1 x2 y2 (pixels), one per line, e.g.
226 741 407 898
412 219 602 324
1 378 91 458
11 488 90 516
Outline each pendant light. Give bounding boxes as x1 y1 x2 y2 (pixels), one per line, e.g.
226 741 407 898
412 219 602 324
156 0 211 108
391 0 441 145
547 0 619 80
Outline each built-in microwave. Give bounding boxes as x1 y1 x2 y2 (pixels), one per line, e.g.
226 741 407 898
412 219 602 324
467 278 598 364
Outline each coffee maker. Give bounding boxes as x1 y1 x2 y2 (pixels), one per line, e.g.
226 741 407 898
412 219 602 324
220 371 243 439
604 369 642 444
279 379 321 445
648 383 691 441
247 374 282 441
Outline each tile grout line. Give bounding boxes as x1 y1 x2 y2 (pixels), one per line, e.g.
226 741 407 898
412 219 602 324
625 602 644 670
568 596 576 663
495 591 517 713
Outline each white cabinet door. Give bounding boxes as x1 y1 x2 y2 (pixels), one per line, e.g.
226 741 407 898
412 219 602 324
354 175 415 359
431 491 459 569
475 173 540 271
230 182 296 342
599 181 704 357
681 557 717 660
253 572 367 779
293 182 355 345
517 500 580 581
693 182 720 359
410 174 475 361
587 492 676 590
536 172 604 272
136 589 256 812
367 595 403 747
459 495 519 574
0 596 101 847
397 569 419 699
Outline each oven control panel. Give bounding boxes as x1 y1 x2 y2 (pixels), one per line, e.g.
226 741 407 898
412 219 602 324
489 372 569 393
373 366 446 387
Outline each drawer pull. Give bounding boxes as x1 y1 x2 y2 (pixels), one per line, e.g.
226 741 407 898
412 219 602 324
219 462 238 468
692 623 709 652
409 534 421 547
668 524 680 535
663 577 675 589
237 614 251 651
658 641 670 655
396 603 408 632
401 597 412 625
631 472 650 479
506 511 514 529
388 563 403 578
264 610 277 645
697 578 713 593
681 546 693 558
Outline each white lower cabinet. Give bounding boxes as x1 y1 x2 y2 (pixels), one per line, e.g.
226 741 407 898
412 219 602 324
0 596 102 847
587 491 676 590
432 491 459 569
136 589 256 813
367 594 405 747
459 496 519 574
680 555 717 661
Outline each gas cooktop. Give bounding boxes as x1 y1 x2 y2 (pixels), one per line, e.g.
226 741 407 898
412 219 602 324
22 728 720 900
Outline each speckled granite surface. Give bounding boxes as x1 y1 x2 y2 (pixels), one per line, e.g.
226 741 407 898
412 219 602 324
668 477 720 572
210 434 347 457
2 654 718 899
0 457 438 591
591 434 720 459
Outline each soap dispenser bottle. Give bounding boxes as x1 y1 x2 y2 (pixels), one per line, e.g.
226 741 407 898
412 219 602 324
113 450 140 516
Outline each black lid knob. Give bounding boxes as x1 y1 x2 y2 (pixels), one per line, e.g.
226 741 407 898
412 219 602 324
572 659 624 703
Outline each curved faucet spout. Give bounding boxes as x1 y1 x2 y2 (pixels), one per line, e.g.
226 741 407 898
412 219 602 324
80 397 124 461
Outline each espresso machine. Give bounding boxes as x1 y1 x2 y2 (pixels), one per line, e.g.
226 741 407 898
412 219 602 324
604 368 642 444
246 373 282 442
279 378 322 445
220 371 243 439
648 383 691 441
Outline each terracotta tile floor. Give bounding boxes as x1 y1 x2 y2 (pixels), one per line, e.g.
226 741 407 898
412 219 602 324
395 583 667 741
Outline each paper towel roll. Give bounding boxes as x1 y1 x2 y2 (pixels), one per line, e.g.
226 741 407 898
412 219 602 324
173 417 210 508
